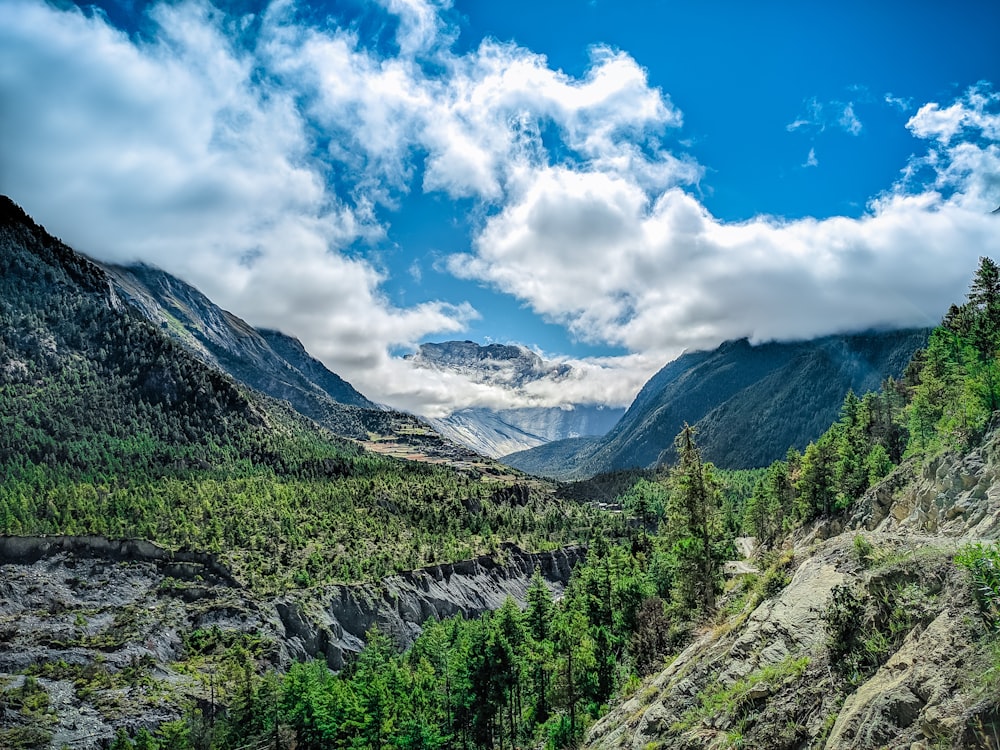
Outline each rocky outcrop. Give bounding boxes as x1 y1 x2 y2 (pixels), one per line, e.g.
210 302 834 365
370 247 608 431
585 532 989 750
0 537 583 747
0 534 241 587
275 543 584 670
850 428 1000 538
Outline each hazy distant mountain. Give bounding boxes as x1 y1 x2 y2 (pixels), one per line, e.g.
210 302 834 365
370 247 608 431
407 341 625 457
504 330 930 479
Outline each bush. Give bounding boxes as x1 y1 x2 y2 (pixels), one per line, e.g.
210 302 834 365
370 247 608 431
955 542 1000 632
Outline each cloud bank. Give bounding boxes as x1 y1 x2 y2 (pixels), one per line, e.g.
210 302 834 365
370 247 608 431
1 0 998 417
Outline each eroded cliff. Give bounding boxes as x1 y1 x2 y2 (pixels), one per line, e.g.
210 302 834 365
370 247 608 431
0 537 582 748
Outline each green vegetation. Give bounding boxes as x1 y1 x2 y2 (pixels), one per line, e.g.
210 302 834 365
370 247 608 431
823 564 939 685
956 541 1000 632
674 655 810 734
0 677 55 750
0 465 606 591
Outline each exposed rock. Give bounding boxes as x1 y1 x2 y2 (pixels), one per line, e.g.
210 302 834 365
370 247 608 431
850 431 1000 539
0 536 583 749
585 529 988 750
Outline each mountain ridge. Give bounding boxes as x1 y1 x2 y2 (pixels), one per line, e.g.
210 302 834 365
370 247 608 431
505 329 930 478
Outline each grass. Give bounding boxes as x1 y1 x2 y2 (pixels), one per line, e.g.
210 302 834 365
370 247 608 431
673 655 811 733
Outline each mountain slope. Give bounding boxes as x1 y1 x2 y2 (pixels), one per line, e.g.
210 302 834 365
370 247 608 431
104 263 506 468
0 196 289 476
104 262 377 437
408 340 625 457
585 424 1000 750
505 331 930 479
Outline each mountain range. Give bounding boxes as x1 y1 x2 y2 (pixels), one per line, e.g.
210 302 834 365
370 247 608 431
2 190 929 482
96 260 495 469
504 330 930 479
4 194 997 750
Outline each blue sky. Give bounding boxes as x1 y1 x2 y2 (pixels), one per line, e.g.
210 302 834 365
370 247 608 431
1 0 999 415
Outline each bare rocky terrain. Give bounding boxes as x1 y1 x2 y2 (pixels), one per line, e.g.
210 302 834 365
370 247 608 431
0 538 582 748
584 429 1000 750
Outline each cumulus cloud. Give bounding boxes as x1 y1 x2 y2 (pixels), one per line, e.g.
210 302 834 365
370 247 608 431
906 84 1000 144
0 0 692 414
448 85 1000 364
1 0 998 419
803 147 819 168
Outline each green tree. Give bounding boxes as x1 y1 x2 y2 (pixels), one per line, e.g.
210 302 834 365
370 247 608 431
795 434 837 520
743 461 788 550
665 424 724 613
525 569 554 724
551 593 596 745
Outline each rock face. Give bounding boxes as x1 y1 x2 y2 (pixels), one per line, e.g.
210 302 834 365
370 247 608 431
850 427 1000 539
0 536 583 749
407 341 625 458
585 533 989 750
103 265 511 470
276 543 584 670
585 425 1000 750
506 330 930 479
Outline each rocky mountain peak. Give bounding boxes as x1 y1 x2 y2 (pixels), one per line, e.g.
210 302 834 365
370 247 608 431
407 340 561 386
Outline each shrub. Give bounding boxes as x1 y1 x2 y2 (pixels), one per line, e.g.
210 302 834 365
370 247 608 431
955 542 1000 632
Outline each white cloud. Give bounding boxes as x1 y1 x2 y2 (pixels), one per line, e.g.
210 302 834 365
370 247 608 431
803 147 819 168
907 84 1000 144
1 0 998 420
373 0 454 57
0 0 474 410
838 102 862 135
787 96 862 135
884 92 913 112
448 93 1000 362
0 0 693 415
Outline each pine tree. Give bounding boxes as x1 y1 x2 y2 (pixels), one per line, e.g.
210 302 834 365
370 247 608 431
665 424 723 614
525 569 554 723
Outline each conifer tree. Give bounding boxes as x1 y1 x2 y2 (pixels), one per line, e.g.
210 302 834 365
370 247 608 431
665 424 723 613
525 569 554 723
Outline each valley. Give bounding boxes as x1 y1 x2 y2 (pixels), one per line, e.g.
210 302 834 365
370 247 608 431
2 194 999 750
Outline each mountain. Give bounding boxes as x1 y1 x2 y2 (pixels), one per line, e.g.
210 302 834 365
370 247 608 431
505 330 930 479
102 262 509 468
0 195 594 585
407 340 625 457
104 262 378 437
